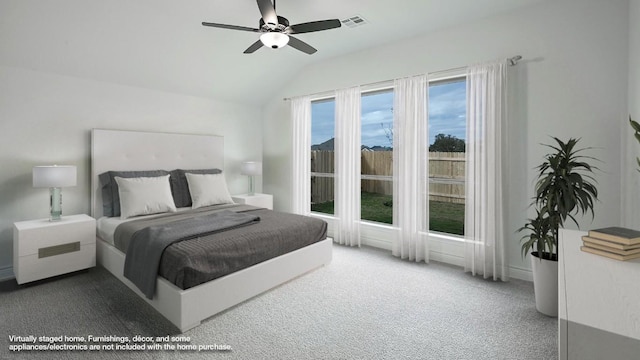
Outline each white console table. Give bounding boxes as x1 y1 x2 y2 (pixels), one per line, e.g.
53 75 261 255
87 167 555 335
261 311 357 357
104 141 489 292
558 229 640 359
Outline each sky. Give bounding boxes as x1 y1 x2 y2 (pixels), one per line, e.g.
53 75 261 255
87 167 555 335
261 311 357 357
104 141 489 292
311 79 467 148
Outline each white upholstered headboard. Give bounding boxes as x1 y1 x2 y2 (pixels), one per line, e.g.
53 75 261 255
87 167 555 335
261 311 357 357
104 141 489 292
91 129 224 218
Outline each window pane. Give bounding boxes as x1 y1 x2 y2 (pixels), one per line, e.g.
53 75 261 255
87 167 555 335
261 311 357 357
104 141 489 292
361 90 394 224
311 98 335 215
428 78 466 236
361 182 393 225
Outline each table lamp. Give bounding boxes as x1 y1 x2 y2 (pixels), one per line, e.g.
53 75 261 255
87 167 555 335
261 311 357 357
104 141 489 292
240 161 262 196
33 165 77 221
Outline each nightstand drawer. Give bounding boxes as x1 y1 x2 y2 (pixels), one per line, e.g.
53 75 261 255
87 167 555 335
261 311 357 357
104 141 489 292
16 243 96 284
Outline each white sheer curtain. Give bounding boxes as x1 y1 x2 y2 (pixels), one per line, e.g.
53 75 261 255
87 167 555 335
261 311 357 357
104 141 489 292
291 96 312 216
464 61 508 281
392 75 429 262
334 87 361 246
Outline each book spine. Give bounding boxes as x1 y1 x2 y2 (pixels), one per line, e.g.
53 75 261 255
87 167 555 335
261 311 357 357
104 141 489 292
587 232 635 245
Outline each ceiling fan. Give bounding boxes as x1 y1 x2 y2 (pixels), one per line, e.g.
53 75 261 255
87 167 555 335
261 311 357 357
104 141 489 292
202 0 342 54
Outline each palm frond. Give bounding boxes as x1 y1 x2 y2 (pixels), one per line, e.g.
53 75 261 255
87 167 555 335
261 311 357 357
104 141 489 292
521 137 599 258
632 116 640 172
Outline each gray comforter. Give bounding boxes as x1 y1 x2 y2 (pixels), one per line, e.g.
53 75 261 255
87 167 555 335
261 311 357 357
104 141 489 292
113 204 328 298
123 208 260 299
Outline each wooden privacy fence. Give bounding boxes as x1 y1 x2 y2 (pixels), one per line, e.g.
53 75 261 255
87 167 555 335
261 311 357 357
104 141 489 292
310 151 465 204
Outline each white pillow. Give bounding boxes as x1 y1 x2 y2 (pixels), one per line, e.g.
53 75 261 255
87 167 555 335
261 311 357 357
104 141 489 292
185 173 234 209
115 175 177 219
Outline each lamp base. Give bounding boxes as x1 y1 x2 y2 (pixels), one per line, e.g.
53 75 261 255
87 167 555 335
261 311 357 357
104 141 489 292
50 187 62 221
248 176 255 196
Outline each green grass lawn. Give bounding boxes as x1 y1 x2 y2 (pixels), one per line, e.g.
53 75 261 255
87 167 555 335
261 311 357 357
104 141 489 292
311 192 464 235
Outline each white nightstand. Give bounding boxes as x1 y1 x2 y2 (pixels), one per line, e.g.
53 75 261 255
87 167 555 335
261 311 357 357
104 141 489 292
232 193 273 210
13 214 96 284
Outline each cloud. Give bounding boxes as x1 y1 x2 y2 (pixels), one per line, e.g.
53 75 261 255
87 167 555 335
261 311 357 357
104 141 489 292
311 100 335 145
428 80 466 143
310 79 467 147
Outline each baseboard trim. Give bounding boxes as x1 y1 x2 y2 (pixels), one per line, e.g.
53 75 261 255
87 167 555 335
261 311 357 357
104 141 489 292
361 236 392 251
361 231 533 282
429 250 464 268
0 266 15 281
313 216 534 282
509 265 533 282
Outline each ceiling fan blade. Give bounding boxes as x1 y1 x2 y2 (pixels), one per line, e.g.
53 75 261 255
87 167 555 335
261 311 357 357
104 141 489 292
289 19 342 34
243 40 264 54
256 0 278 28
287 36 317 54
202 22 261 33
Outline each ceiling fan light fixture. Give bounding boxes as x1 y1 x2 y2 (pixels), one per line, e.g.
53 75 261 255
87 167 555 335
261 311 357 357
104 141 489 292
260 32 289 49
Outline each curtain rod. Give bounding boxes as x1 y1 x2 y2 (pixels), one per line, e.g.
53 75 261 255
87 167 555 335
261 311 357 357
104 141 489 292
283 55 522 101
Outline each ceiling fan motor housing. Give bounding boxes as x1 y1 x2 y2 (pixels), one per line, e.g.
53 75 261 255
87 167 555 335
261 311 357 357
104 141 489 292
259 16 290 32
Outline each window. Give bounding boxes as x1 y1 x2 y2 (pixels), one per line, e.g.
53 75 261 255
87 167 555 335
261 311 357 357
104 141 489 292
310 98 335 215
308 77 467 238
428 77 467 236
360 89 394 224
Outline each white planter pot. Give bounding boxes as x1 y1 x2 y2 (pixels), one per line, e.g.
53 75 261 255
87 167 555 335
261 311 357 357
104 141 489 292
530 252 558 317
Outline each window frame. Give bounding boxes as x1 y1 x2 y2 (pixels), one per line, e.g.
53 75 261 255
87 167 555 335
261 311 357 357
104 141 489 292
427 74 467 240
360 87 395 226
310 96 337 216
307 72 469 242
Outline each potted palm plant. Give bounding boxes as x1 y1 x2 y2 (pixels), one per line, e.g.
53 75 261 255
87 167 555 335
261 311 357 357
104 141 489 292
519 137 598 316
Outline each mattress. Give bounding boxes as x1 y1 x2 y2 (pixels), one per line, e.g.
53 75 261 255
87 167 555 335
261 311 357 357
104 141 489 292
108 204 328 292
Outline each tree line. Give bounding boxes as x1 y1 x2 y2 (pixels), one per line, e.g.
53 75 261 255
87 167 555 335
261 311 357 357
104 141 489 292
429 134 465 152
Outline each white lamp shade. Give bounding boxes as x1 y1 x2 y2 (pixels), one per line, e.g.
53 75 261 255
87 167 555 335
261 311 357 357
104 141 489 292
241 162 262 176
33 165 77 188
260 32 289 49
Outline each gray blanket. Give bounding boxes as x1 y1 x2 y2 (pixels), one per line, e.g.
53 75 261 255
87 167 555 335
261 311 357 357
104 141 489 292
123 209 260 299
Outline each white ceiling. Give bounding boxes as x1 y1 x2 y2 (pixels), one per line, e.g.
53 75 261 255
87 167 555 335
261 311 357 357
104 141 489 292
0 0 548 105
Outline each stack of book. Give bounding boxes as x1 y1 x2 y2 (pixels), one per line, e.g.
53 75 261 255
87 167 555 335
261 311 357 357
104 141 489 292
581 227 640 261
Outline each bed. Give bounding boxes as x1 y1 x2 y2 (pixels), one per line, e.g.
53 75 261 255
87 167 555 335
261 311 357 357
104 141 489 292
90 129 332 332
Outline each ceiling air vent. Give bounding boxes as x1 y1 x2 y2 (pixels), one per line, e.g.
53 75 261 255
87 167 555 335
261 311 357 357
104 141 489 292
341 15 368 28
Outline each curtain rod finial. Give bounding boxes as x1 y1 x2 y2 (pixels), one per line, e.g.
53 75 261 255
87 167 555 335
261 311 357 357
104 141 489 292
508 55 522 66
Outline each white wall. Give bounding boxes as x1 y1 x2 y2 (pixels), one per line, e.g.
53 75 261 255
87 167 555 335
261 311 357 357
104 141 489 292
263 0 629 279
623 0 640 227
0 65 262 278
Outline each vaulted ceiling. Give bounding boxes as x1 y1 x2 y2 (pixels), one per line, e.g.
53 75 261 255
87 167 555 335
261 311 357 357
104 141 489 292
0 0 549 105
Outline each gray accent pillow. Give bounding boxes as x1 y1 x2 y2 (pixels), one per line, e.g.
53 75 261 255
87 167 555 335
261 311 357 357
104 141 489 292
99 170 170 217
170 169 222 208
